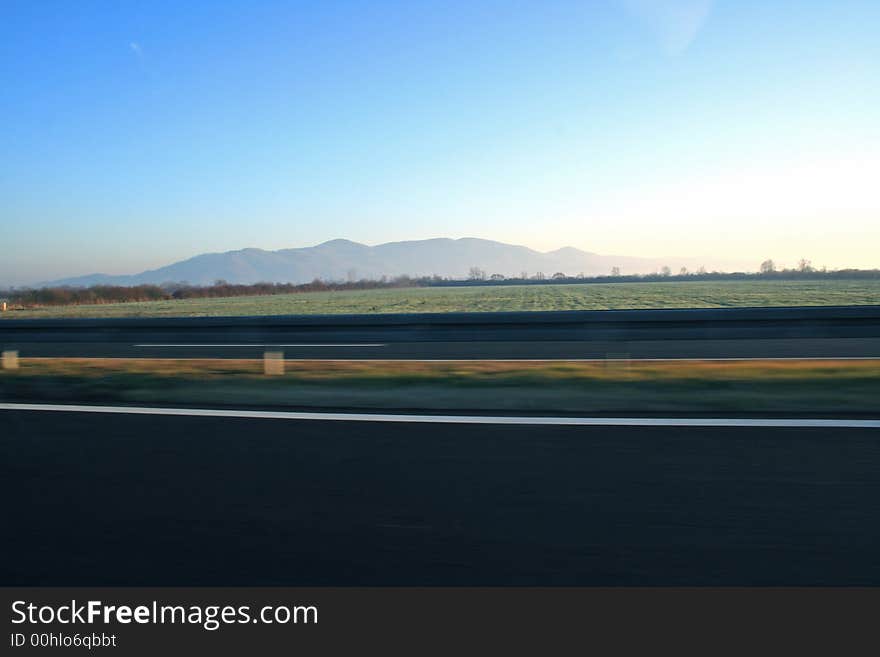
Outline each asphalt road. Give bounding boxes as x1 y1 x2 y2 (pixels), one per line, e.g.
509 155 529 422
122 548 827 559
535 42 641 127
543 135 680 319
3 409 880 585
3 306 880 359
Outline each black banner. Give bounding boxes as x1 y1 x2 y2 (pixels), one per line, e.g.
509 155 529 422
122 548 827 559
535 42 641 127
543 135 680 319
2 588 878 655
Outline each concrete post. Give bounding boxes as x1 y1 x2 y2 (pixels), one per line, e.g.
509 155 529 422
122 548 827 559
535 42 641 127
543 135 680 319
264 351 285 376
2 350 19 370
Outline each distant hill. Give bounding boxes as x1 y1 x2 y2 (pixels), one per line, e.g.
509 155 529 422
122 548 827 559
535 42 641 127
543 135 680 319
47 238 730 287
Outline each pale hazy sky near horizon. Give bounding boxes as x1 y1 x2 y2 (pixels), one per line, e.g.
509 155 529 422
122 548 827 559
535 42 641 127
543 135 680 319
2 0 878 286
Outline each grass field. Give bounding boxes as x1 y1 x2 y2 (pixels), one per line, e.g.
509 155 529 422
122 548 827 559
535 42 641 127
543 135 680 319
3 279 880 318
3 357 879 415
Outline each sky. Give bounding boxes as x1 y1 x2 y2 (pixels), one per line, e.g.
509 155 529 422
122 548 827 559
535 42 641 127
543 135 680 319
2 0 879 285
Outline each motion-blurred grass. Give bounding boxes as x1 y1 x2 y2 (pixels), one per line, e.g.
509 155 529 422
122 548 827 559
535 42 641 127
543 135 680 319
3 357 879 415
4 279 879 319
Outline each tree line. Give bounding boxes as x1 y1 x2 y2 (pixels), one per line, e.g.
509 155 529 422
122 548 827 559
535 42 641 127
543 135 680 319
450 266 880 286
0 277 423 309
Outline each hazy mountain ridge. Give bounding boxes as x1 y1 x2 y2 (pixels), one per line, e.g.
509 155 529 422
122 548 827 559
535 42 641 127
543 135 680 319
46 238 729 287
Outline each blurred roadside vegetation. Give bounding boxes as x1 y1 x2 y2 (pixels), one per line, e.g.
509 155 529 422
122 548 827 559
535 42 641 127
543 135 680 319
3 358 879 416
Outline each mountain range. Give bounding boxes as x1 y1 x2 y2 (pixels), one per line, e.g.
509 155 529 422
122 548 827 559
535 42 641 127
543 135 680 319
47 238 736 287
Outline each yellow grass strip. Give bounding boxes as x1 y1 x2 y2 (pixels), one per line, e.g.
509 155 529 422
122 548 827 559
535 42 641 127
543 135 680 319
5 357 880 383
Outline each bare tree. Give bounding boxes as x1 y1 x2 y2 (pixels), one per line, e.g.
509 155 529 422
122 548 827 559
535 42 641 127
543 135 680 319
798 258 813 273
490 273 505 281
552 272 566 280
610 266 621 277
468 266 487 281
660 266 672 277
760 259 776 274
679 267 689 276
532 271 546 281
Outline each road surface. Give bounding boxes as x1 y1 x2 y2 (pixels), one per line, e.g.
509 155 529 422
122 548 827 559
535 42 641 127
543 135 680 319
3 407 880 585
3 306 880 359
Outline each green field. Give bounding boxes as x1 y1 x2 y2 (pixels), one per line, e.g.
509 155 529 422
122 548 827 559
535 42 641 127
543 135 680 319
3 279 879 319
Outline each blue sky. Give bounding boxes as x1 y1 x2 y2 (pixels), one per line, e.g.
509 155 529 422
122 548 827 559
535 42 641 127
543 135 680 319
2 0 878 285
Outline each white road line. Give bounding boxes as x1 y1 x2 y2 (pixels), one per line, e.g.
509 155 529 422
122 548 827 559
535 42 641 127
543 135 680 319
316 356 880 362
134 343 387 348
117 353 880 362
1 403 878 428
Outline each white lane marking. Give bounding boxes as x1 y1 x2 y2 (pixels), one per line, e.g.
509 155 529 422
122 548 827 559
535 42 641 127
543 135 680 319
266 356 880 362
1 403 878 428
134 343 387 348
118 353 880 361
